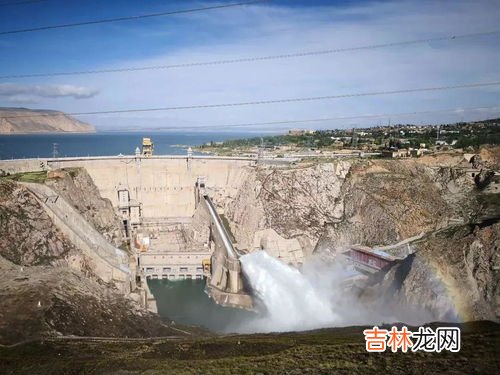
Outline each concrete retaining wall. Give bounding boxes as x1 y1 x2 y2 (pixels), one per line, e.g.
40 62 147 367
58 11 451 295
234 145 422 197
23 182 132 293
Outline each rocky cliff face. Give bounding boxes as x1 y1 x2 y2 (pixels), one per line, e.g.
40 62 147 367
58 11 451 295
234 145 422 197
0 107 95 134
0 178 200 344
224 162 350 263
45 168 123 247
359 220 500 322
224 158 463 259
315 159 474 253
0 180 77 266
223 148 499 321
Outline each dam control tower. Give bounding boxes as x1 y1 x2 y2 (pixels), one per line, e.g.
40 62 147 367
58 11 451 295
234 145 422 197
141 137 154 157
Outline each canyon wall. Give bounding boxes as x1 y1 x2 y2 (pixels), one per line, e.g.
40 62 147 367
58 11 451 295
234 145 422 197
222 150 499 321
359 221 499 322
224 153 497 255
224 161 350 263
45 168 123 247
0 180 78 267
223 157 464 259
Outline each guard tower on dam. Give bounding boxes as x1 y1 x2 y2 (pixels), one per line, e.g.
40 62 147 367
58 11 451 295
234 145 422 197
141 138 154 157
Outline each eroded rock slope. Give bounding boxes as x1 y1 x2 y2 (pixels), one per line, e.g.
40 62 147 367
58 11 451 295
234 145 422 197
223 148 500 321
0 178 202 344
45 168 123 247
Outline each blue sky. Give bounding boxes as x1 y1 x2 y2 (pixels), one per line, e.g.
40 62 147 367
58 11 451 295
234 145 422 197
0 0 499 131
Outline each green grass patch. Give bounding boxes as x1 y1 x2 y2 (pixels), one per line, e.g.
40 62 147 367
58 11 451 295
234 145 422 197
1 323 498 374
1 171 48 183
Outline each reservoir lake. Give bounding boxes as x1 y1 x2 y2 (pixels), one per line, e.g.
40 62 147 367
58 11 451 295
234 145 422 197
0 131 258 160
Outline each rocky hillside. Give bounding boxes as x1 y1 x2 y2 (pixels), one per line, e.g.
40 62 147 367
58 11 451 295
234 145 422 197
222 147 500 321
224 162 349 263
0 180 77 266
315 157 474 252
45 168 123 247
0 257 186 344
359 220 499 322
0 107 95 134
0 178 201 344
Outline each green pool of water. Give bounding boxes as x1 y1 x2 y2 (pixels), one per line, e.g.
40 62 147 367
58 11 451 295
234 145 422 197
148 279 258 333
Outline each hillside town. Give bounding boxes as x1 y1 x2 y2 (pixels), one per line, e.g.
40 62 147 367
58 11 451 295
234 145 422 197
198 117 500 158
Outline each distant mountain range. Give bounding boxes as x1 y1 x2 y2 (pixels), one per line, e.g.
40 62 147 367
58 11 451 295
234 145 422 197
0 107 95 134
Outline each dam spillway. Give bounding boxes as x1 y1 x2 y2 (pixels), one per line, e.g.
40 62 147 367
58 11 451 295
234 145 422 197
203 194 252 309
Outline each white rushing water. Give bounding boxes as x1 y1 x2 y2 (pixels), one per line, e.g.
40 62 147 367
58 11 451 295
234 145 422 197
237 250 440 333
239 250 342 332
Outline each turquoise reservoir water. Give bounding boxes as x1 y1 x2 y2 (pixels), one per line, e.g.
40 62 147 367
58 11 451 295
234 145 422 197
0 131 256 160
148 279 258 333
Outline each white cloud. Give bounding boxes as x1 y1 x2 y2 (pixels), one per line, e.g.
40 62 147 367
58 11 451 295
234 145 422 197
0 83 99 101
7 0 500 130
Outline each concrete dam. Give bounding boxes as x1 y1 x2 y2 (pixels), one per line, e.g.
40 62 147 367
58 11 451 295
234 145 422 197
0 155 258 310
2 149 492 334
1 149 430 331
